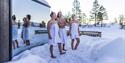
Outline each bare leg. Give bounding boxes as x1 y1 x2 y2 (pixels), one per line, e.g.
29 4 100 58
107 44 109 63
12 41 15 49
50 45 56 58
25 40 28 46
58 43 65 55
26 40 28 46
74 38 80 50
63 44 66 51
24 41 26 44
26 40 30 46
27 40 30 45
71 39 75 50
23 40 26 45
15 40 19 48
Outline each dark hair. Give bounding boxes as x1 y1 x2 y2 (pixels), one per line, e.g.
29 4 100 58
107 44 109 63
12 15 16 20
65 18 68 23
50 11 55 17
26 14 31 20
57 12 61 18
23 17 29 27
23 17 27 22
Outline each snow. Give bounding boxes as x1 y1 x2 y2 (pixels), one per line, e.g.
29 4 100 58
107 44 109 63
9 24 125 63
95 38 125 63
9 51 47 63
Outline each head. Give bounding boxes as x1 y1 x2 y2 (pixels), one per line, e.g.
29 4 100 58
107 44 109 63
57 11 62 18
50 11 57 19
23 17 27 23
18 20 20 22
26 14 31 20
12 15 16 21
72 14 77 20
42 21 45 23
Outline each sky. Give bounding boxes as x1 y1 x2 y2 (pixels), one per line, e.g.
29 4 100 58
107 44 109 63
46 0 125 22
12 0 125 23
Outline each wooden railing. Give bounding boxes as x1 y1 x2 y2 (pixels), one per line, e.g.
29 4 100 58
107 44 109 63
80 31 101 37
35 30 102 37
35 30 48 34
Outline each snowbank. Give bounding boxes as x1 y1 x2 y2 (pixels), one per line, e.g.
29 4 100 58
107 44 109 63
9 24 125 63
10 36 124 63
95 38 125 63
9 54 47 63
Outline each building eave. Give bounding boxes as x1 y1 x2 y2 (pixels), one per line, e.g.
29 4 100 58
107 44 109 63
32 0 51 8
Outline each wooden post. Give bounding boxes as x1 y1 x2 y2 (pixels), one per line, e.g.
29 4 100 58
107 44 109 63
0 0 12 62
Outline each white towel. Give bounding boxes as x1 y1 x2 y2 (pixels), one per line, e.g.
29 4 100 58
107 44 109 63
12 25 18 41
59 28 67 43
49 21 61 45
71 23 79 39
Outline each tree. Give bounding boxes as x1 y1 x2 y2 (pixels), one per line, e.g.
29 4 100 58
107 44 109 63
64 11 72 23
72 0 82 22
90 0 108 27
114 18 118 24
81 13 87 24
119 15 125 29
97 12 103 24
65 11 72 19
90 0 100 26
97 5 108 27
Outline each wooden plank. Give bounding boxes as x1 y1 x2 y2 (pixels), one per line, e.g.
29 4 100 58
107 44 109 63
34 30 101 37
35 30 48 34
80 31 101 37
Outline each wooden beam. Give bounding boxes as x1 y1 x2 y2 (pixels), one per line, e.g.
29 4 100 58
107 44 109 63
32 0 51 8
80 31 101 37
0 0 12 62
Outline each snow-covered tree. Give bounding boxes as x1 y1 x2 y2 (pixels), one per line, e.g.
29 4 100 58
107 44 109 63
90 0 100 26
81 13 87 24
119 15 125 29
90 0 108 27
97 5 108 27
72 0 82 22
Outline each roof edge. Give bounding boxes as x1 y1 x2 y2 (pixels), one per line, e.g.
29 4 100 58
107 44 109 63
32 0 51 8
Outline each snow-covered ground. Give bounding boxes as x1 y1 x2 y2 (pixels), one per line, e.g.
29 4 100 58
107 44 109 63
8 24 125 63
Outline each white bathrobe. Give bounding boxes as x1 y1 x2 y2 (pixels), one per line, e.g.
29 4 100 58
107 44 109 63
49 21 61 45
71 22 79 39
59 28 67 43
22 26 29 41
12 25 18 41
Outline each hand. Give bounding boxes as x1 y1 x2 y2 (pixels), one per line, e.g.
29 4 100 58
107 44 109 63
67 31 71 36
21 32 23 39
21 35 23 39
49 36 52 39
79 33 81 36
79 32 81 36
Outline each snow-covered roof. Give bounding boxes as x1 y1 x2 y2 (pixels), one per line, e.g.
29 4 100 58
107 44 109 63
32 0 51 8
